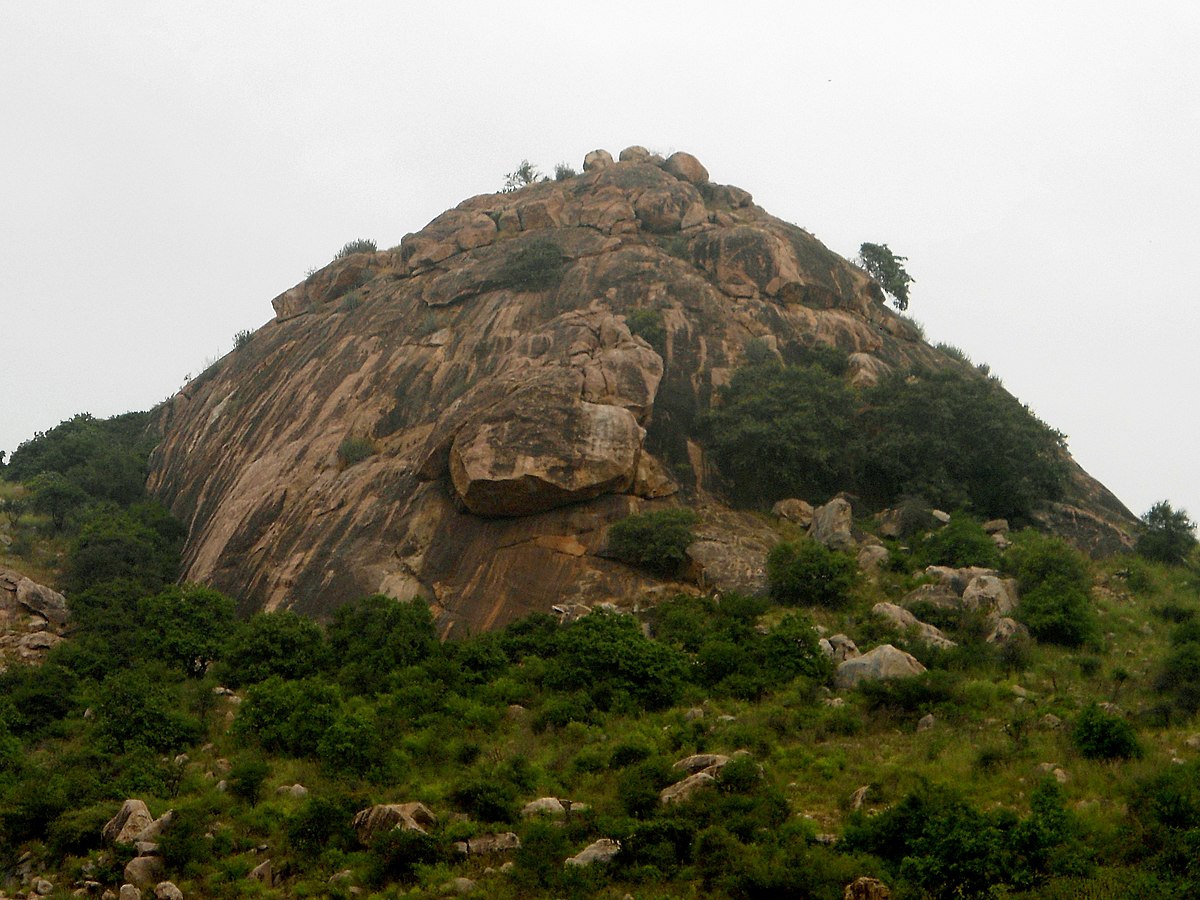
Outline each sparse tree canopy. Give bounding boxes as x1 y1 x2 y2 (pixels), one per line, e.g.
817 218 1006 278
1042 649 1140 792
502 159 542 192
858 242 914 311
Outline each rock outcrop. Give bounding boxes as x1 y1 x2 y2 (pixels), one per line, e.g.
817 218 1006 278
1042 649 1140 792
0 568 70 668
147 147 1138 630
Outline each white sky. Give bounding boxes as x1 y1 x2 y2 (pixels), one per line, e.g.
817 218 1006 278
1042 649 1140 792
3 2 1197 523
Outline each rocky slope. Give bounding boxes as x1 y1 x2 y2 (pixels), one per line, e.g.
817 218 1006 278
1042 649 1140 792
148 146 1135 633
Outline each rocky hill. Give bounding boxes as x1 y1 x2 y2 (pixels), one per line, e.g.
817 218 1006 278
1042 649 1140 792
148 146 1135 632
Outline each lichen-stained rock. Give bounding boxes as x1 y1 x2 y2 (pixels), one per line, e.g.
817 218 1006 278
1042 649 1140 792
871 602 956 650
103 800 156 846
148 146 1135 633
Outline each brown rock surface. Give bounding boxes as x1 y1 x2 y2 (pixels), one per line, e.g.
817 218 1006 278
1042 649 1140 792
147 148 1136 632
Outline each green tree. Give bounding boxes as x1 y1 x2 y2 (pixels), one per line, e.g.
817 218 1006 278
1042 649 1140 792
858 242 914 311
1072 702 1142 760
859 368 1068 520
1137 501 1198 565
552 609 688 711
766 540 859 608
703 361 858 507
222 610 329 686
326 595 436 694
136 584 236 677
26 472 88 530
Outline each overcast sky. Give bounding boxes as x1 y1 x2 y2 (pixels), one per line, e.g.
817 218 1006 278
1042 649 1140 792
3 2 1197 523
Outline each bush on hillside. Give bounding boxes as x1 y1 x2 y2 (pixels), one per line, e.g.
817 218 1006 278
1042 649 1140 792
1137 501 1198 565
916 514 1000 568
607 508 697 576
1072 703 1142 760
326 595 436 694
766 539 858 608
222 610 330 687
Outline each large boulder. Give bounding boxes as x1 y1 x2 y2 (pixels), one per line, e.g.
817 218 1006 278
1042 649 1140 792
123 856 165 889
103 800 155 846
835 644 926 690
961 575 1018 616
351 802 437 845
809 498 856 551
871 603 955 649
660 771 717 804
565 838 621 866
662 151 710 186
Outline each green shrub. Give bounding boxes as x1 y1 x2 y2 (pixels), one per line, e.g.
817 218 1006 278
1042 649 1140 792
227 756 270 805
766 540 858 608
334 238 376 258
917 515 1000 568
337 435 375 468
1072 703 1141 760
233 676 343 755
233 328 253 350
1018 580 1096 648
499 238 565 291
626 307 666 353
368 827 442 885
607 508 697 576
553 162 577 180
327 594 435 695
1005 530 1090 594
287 795 357 858
858 242 914 311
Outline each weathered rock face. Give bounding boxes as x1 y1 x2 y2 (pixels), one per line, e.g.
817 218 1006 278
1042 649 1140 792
0 568 70 669
148 148 1137 632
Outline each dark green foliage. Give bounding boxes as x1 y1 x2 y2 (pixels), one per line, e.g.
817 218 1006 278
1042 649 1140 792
335 238 376 258
1128 761 1200 887
368 828 443 885
916 514 1000 568
46 802 113 858
1137 501 1198 565
233 676 344 756
326 595 436 694
337 435 376 467
1154 642 1200 720
1006 530 1091 593
618 757 676 818
233 328 253 349
451 778 519 822
0 662 77 736
286 795 357 858
222 610 329 687
91 667 202 754
1072 703 1142 760
6 412 156 507
227 757 270 805
499 238 565 291
607 508 697 576
760 612 833 683
65 503 183 594
26 472 88 530
553 162 577 180
158 804 213 871
766 540 858 608
860 368 1069 520
842 781 1084 895
136 584 235 676
858 669 961 716
551 609 688 711
513 820 573 890
1019 580 1097 648
317 706 384 777
703 361 857 506
625 307 666 353
858 242 914 310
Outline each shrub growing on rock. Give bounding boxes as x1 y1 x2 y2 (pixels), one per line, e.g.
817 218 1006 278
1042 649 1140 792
607 508 697 576
499 238 565 291
334 238 376 258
